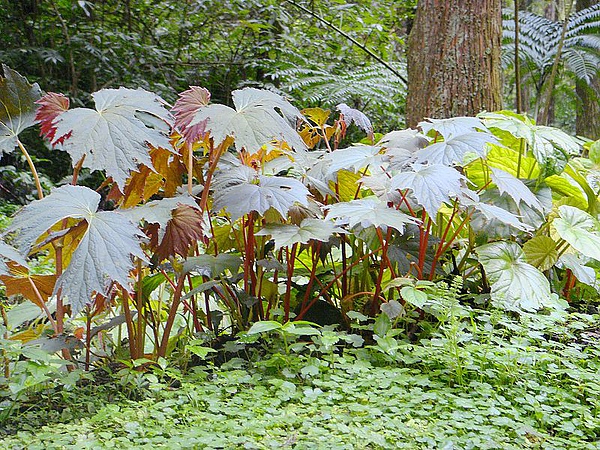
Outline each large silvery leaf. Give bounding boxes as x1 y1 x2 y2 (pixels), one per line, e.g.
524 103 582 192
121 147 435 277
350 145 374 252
553 205 600 261
8 185 145 314
189 88 306 152
51 87 172 189
324 197 418 232
476 241 558 311
467 201 533 232
0 241 28 275
390 164 466 218
212 166 309 220
256 218 344 249
0 65 42 154
337 103 373 138
558 254 599 292
416 132 496 165
490 168 543 211
419 116 487 139
325 145 384 176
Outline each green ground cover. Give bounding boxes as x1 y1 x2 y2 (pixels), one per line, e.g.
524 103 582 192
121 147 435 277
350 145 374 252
2 306 599 449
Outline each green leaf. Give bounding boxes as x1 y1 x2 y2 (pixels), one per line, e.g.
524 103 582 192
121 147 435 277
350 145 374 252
324 197 418 232
51 87 172 189
0 65 42 154
522 235 558 271
400 286 428 309
212 166 309 220
373 313 391 338
189 87 306 152
183 254 242 278
476 241 557 311
247 320 282 335
589 139 600 165
553 205 600 261
8 185 146 314
256 218 344 250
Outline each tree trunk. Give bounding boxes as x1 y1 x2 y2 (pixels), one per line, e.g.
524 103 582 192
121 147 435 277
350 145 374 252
405 0 502 128
576 0 600 140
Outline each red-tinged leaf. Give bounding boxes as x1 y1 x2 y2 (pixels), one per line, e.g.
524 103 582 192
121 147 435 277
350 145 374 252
172 86 211 142
153 205 204 262
35 92 70 143
0 270 56 309
0 65 42 154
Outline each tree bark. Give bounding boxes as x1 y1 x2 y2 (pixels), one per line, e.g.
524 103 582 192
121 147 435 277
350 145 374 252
576 0 600 140
406 0 503 128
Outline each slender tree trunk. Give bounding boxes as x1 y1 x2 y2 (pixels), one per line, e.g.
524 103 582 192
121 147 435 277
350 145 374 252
576 0 600 140
406 0 502 127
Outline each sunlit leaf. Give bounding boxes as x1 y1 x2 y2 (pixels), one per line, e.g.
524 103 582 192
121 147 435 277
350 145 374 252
256 218 344 249
416 132 496 165
467 201 533 232
0 269 56 309
189 87 306 152
0 64 42 154
8 185 145 314
558 254 598 291
490 168 543 211
419 116 487 139
476 241 558 311
522 235 558 271
553 205 600 261
390 164 466 218
324 197 418 232
50 87 173 188
326 145 383 175
212 165 309 220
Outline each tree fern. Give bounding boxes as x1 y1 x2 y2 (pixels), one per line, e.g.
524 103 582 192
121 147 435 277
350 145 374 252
503 4 600 87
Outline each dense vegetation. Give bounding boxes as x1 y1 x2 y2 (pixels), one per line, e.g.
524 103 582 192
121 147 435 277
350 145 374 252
0 0 599 448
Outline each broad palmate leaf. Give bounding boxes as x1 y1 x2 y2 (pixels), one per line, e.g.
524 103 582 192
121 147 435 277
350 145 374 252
325 145 384 176
324 197 418 232
336 103 373 138
0 65 42 154
50 87 172 189
390 164 466 218
416 132 496 165
256 218 344 249
419 116 487 139
189 87 306 152
212 166 309 220
553 205 600 261
490 168 543 211
8 185 145 314
476 241 558 311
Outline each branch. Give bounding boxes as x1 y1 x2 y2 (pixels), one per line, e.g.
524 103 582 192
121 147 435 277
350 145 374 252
284 0 408 85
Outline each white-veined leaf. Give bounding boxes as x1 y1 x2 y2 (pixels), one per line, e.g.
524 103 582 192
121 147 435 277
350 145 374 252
189 88 306 152
256 218 344 249
390 164 466 218
476 241 558 311
324 197 418 232
419 116 487 139
416 132 496 165
8 185 145 314
52 88 172 189
466 201 533 232
490 168 543 211
325 145 384 175
212 166 309 220
553 205 600 261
